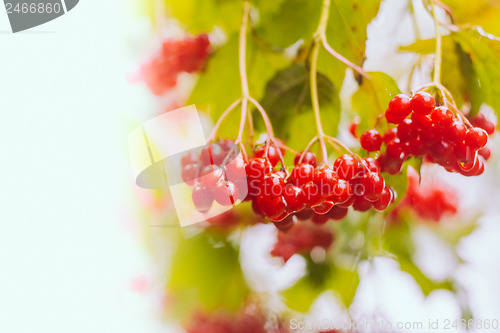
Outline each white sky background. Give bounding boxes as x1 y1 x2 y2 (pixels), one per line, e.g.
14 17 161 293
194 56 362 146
1 0 500 333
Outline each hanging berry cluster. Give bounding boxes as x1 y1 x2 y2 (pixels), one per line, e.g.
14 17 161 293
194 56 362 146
139 34 210 95
360 92 495 177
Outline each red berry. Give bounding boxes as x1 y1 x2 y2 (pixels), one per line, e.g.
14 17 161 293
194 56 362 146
255 145 281 167
200 165 223 188
295 207 314 220
191 185 214 213
385 110 406 124
260 173 285 197
225 156 246 181
302 181 325 207
294 151 317 167
377 153 403 175
328 179 351 204
181 152 199 167
360 129 383 152
443 121 467 144
352 196 373 212
388 94 411 116
478 147 491 161
291 163 315 187
327 205 348 220
410 91 435 115
363 157 380 173
358 172 385 202
311 213 330 225
283 184 306 212
372 186 393 211
465 127 488 150
386 139 406 160
314 167 338 196
431 106 454 128
246 158 272 180
411 113 432 129
397 119 419 142
406 137 425 157
182 163 199 186
383 128 398 143
469 113 496 135
213 180 239 206
256 195 286 219
334 155 359 180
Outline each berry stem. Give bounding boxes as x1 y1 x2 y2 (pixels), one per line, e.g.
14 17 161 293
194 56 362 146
298 136 319 164
309 0 332 164
249 96 275 138
321 39 370 79
325 135 356 156
429 0 442 85
208 99 242 141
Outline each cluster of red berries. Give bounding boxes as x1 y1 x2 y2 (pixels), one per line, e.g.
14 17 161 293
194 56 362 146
181 140 246 213
390 167 458 222
359 92 494 177
140 34 210 95
247 146 395 224
271 222 334 262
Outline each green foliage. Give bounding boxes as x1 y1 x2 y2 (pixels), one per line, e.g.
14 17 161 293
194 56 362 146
259 64 340 149
255 0 323 48
400 28 500 117
166 232 249 318
283 258 359 311
163 0 242 34
352 72 402 133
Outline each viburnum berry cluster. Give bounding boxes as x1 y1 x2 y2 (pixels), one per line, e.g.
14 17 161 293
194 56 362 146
359 92 494 177
139 34 210 95
181 140 247 213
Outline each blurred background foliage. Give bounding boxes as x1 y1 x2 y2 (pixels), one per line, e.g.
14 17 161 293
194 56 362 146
132 0 500 331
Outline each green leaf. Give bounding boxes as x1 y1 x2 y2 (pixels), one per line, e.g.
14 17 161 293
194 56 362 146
454 28 500 116
399 258 453 296
255 0 322 48
326 266 359 307
352 72 401 133
440 0 500 36
167 232 249 318
163 0 242 34
318 0 383 89
259 64 340 150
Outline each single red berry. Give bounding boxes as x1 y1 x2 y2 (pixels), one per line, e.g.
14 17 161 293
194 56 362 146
377 153 403 175
334 155 359 180
360 129 383 152
328 179 352 204
478 147 491 161
256 195 286 219
411 113 433 130
314 167 338 196
363 157 380 173
291 163 315 187
385 109 406 124
283 184 306 212
200 164 223 188
246 158 272 180
383 128 398 143
358 172 385 202
302 181 325 207
372 186 393 211
295 207 314 220
294 151 317 167
386 139 406 160
213 180 239 206
352 196 373 212
469 113 496 135
311 213 330 225
443 121 467 144
431 106 454 128
397 119 419 142
260 173 285 197
349 119 360 138
327 205 348 220
191 185 214 213
388 94 411 116
255 145 281 167
406 137 425 157
465 127 488 150
181 152 199 167
225 156 246 181
181 163 199 186
410 91 435 115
